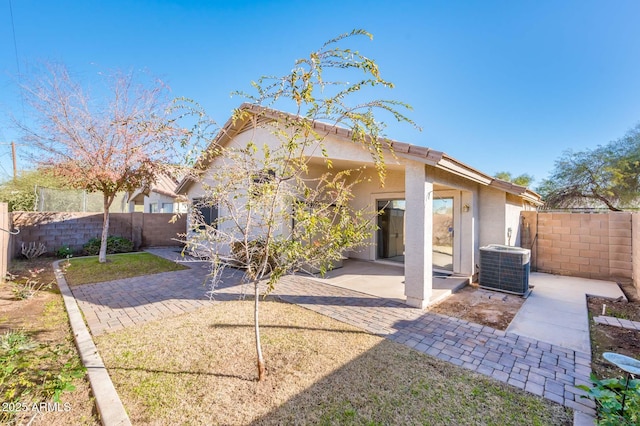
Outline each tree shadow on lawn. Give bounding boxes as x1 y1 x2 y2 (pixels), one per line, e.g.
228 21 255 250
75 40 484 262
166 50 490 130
210 322 373 335
249 338 572 426
99 365 251 382
103 324 372 384
93 296 573 425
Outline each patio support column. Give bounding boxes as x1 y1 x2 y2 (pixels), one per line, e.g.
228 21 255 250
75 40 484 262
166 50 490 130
460 190 476 276
404 163 433 308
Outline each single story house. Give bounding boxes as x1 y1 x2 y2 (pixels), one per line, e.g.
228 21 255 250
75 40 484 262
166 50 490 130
176 103 542 309
128 172 187 214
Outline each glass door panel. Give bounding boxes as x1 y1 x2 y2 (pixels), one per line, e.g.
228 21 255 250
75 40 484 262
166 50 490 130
376 200 405 263
433 197 453 271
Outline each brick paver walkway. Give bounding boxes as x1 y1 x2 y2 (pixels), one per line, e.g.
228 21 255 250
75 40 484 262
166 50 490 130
72 251 246 336
71 248 595 415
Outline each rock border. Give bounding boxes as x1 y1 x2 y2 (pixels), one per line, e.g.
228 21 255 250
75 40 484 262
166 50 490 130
594 315 640 331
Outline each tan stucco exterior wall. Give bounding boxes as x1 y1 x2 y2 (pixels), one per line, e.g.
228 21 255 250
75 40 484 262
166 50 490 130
478 186 506 248
345 167 405 260
139 192 179 213
185 124 537 285
505 194 525 247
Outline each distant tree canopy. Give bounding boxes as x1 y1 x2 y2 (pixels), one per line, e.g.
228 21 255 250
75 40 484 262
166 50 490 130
537 124 640 211
0 169 67 212
494 171 534 187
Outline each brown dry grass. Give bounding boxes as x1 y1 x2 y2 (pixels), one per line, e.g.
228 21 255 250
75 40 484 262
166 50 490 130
96 299 572 425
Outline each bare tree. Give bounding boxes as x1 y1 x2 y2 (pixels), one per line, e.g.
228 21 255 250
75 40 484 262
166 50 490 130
185 30 416 381
18 63 181 262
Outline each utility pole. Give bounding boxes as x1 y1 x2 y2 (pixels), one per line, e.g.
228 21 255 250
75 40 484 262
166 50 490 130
0 142 19 181
11 141 17 182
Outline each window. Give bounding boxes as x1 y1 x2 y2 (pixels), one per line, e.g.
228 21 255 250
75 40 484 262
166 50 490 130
162 203 174 213
193 198 218 229
149 203 159 213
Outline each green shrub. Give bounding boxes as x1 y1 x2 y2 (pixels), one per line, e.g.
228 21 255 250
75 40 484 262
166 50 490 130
577 373 640 425
82 236 134 256
55 245 74 259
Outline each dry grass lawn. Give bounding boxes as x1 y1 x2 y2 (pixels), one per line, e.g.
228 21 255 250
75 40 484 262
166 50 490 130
96 299 572 425
63 252 188 286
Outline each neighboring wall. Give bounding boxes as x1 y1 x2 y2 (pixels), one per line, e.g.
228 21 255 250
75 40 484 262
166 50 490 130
12 212 186 257
521 212 633 282
633 213 640 297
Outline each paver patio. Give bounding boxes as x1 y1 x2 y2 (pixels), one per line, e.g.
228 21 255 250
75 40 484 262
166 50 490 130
71 248 596 415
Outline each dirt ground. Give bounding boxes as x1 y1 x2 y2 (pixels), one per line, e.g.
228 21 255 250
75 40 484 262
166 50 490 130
433 280 640 381
0 258 98 425
587 282 640 379
428 283 526 330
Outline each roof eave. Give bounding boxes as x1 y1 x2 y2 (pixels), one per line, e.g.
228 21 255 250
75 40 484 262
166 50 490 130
490 179 544 206
436 155 494 185
177 103 544 206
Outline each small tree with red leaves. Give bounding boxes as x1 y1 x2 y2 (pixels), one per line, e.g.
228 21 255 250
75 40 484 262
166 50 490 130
18 63 181 262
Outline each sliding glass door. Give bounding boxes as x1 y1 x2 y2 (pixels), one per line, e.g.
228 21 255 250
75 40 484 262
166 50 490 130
432 197 453 271
376 197 454 271
376 200 405 262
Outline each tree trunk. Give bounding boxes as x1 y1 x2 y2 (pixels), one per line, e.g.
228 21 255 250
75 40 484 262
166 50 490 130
254 280 266 381
99 194 110 263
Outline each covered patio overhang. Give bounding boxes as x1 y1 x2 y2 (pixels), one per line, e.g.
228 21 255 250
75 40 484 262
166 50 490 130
305 155 476 309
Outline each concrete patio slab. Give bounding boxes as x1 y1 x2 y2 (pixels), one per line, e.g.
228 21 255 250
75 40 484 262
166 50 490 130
304 259 468 304
507 272 626 354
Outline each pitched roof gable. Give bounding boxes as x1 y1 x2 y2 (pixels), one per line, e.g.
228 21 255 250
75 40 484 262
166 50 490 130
176 103 542 205
129 171 181 203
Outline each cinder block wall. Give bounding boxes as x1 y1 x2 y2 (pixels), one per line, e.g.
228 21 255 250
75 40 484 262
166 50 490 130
12 212 186 258
0 203 9 279
520 212 633 282
140 213 186 247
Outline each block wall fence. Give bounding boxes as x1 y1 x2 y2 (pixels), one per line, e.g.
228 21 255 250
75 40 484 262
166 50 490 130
11 212 186 258
0 203 9 279
5 210 638 296
520 212 637 294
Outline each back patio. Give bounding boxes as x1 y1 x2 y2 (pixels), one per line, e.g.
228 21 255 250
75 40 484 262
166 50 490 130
68 248 627 419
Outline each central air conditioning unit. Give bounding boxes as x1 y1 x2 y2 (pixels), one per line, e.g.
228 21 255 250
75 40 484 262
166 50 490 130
479 244 531 296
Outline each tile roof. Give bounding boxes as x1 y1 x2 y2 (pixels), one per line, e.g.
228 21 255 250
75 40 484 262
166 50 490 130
176 103 542 205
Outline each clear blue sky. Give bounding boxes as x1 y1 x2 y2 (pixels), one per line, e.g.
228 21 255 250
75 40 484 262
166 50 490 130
1 0 639 188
